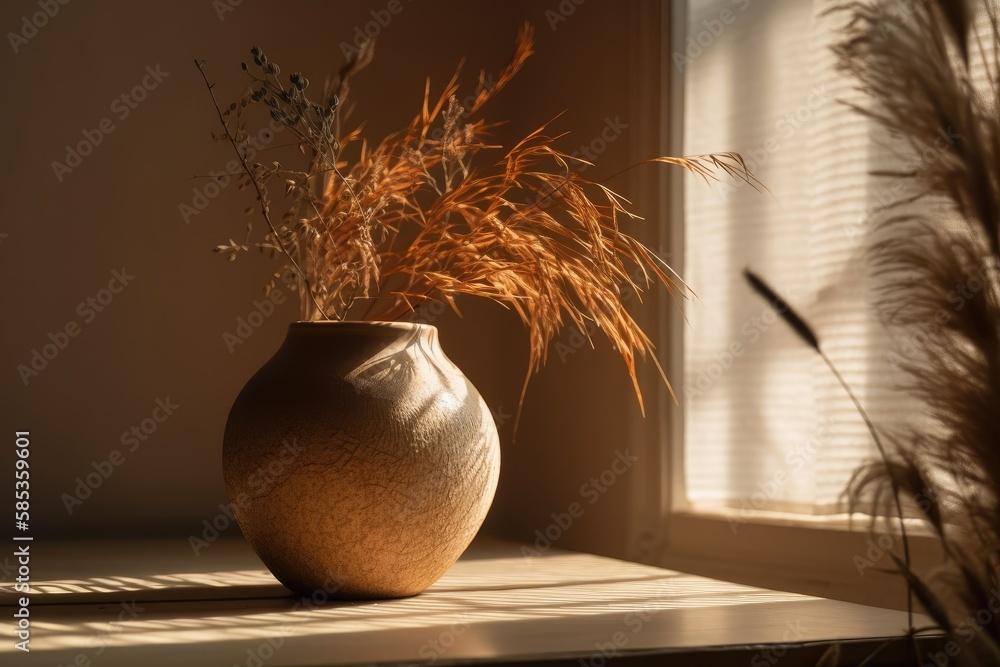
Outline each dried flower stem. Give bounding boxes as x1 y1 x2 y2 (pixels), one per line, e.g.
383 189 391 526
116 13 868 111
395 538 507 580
194 58 329 319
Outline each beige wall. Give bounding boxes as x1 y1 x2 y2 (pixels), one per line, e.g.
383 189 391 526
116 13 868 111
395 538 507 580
1 0 670 563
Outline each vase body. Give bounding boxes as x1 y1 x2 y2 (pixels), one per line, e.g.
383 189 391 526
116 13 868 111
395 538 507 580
222 321 500 599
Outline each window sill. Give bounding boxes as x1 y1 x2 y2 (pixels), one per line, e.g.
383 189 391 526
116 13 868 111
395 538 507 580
661 510 945 611
1 534 937 666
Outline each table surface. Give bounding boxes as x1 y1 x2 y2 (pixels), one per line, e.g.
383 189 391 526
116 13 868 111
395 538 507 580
0 535 935 666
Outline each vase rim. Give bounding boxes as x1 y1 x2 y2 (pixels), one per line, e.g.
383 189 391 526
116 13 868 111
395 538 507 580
289 320 436 332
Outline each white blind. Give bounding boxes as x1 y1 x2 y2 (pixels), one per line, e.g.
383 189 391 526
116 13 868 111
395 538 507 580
680 0 908 514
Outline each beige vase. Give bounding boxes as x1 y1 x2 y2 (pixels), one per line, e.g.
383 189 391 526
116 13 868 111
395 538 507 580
222 321 500 598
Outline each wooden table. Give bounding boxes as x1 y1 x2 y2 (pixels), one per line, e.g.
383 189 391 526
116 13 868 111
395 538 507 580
0 536 935 666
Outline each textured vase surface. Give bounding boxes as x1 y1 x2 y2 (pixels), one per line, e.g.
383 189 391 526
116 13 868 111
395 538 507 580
223 321 500 598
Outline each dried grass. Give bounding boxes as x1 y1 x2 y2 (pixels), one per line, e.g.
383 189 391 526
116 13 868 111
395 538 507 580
198 24 755 417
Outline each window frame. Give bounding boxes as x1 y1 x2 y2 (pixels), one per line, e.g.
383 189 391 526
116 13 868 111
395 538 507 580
631 0 942 611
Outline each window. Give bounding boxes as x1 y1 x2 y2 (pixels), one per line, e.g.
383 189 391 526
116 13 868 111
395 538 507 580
654 0 939 606
678 0 911 516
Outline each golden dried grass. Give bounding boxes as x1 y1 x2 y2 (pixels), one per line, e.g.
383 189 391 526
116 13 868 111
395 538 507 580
200 24 755 419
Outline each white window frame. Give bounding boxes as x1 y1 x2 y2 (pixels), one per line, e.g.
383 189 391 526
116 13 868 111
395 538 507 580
621 0 941 610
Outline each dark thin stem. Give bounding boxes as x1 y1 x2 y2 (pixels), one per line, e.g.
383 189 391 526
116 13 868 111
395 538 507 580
743 268 916 633
855 639 890 667
195 59 329 320
234 61 371 319
820 349 913 627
